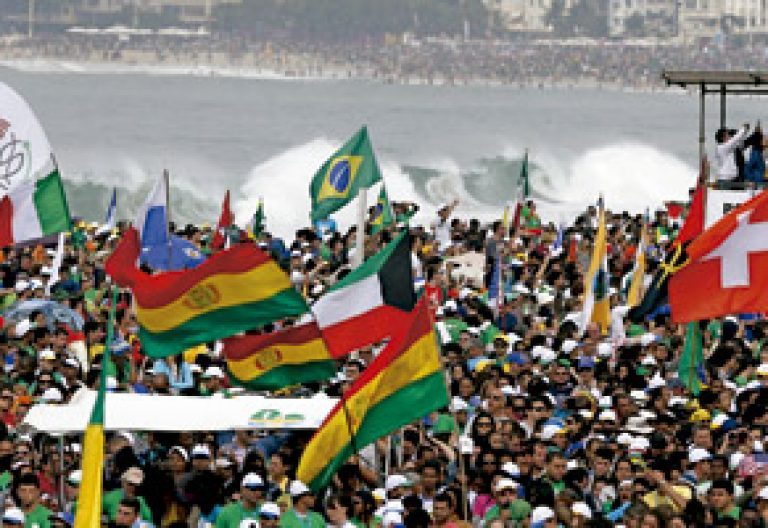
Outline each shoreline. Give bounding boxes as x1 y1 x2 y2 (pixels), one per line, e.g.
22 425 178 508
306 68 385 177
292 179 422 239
0 52 679 93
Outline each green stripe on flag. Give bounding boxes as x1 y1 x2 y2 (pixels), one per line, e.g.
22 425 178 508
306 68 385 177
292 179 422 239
227 360 336 391
34 170 72 235
679 321 703 396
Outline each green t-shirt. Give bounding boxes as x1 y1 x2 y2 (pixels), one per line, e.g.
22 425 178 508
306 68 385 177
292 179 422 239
717 505 741 521
482 500 531 525
279 508 325 528
215 501 261 528
102 489 153 522
24 504 52 528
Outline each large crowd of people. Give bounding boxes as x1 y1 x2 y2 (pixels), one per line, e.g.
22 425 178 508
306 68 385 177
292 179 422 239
0 190 767 528
4 33 768 87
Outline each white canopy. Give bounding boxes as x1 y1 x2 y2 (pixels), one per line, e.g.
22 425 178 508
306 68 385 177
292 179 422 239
23 389 337 433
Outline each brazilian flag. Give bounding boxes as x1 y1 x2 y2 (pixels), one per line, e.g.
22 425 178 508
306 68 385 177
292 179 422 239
310 126 382 222
371 186 394 235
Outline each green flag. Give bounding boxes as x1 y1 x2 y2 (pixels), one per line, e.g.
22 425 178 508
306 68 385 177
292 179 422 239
310 126 382 222
370 186 394 235
679 321 704 396
251 199 265 238
520 150 530 198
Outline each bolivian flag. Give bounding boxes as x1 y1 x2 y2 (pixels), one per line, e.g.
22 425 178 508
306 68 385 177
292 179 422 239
74 288 116 528
105 228 308 358
580 198 610 335
223 322 336 390
297 297 448 491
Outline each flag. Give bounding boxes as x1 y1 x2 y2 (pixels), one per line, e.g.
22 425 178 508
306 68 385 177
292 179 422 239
629 178 706 323
135 175 168 247
105 228 308 358
502 203 510 236
0 170 71 248
251 198 265 239
551 224 564 254
669 189 768 323
487 253 503 314
310 126 382 222
45 232 65 296
678 322 704 396
97 187 117 235
140 235 206 272
312 230 416 357
370 186 393 235
626 225 647 307
580 198 610 335
211 190 234 251
223 321 336 391
519 150 530 199
0 82 57 195
738 453 768 478
297 297 449 491
74 287 116 528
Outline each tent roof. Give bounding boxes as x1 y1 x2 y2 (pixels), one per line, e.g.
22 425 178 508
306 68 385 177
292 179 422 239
662 70 768 87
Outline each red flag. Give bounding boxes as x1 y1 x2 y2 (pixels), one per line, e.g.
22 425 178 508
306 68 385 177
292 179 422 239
669 189 768 322
211 190 233 251
674 184 705 247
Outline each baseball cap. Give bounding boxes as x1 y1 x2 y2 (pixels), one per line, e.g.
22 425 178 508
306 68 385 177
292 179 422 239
259 503 281 519
2 507 25 525
67 470 82 486
121 467 144 485
495 478 519 492
202 366 225 379
40 387 63 403
572 502 592 519
191 444 211 459
39 349 56 361
241 473 265 489
689 448 712 464
385 474 411 491
168 446 189 462
530 505 555 527
758 486 768 500
289 480 312 497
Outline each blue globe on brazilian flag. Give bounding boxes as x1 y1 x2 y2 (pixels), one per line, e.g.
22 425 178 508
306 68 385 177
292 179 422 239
310 126 382 222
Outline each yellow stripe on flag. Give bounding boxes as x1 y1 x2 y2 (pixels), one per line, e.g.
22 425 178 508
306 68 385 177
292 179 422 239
226 338 330 379
137 262 290 333
74 425 104 528
627 229 647 308
298 332 440 483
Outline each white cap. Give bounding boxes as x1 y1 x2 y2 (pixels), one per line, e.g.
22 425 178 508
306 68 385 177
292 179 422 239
640 333 657 346
14 319 32 337
40 387 63 403
241 472 264 488
260 502 281 518
730 452 746 471
450 397 468 412
561 339 579 353
598 410 617 422
757 363 768 376
169 446 189 462
289 480 312 497
385 474 411 491
617 432 634 445
67 470 82 485
540 424 564 440
39 348 56 361
572 502 592 519
203 366 225 379
495 478 519 491
191 444 212 458
641 355 657 366
502 461 520 477
598 395 613 408
14 280 30 293
597 342 613 357
530 505 555 524
758 487 768 500
2 507 24 524
629 437 650 451
689 448 712 463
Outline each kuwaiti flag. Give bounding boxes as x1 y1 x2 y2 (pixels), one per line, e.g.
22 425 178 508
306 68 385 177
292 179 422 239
135 175 168 247
312 230 416 357
669 189 768 322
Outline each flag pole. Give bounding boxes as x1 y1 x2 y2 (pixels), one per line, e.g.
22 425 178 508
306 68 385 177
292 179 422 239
164 169 171 269
340 395 360 456
353 187 367 267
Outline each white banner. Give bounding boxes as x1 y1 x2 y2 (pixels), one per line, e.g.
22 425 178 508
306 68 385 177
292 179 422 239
705 188 758 229
0 82 54 196
24 389 339 433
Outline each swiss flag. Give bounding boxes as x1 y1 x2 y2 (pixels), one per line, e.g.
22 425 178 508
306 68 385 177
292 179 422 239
669 189 768 323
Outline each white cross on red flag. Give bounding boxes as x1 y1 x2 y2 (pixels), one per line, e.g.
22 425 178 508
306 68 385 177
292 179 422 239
670 189 768 323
